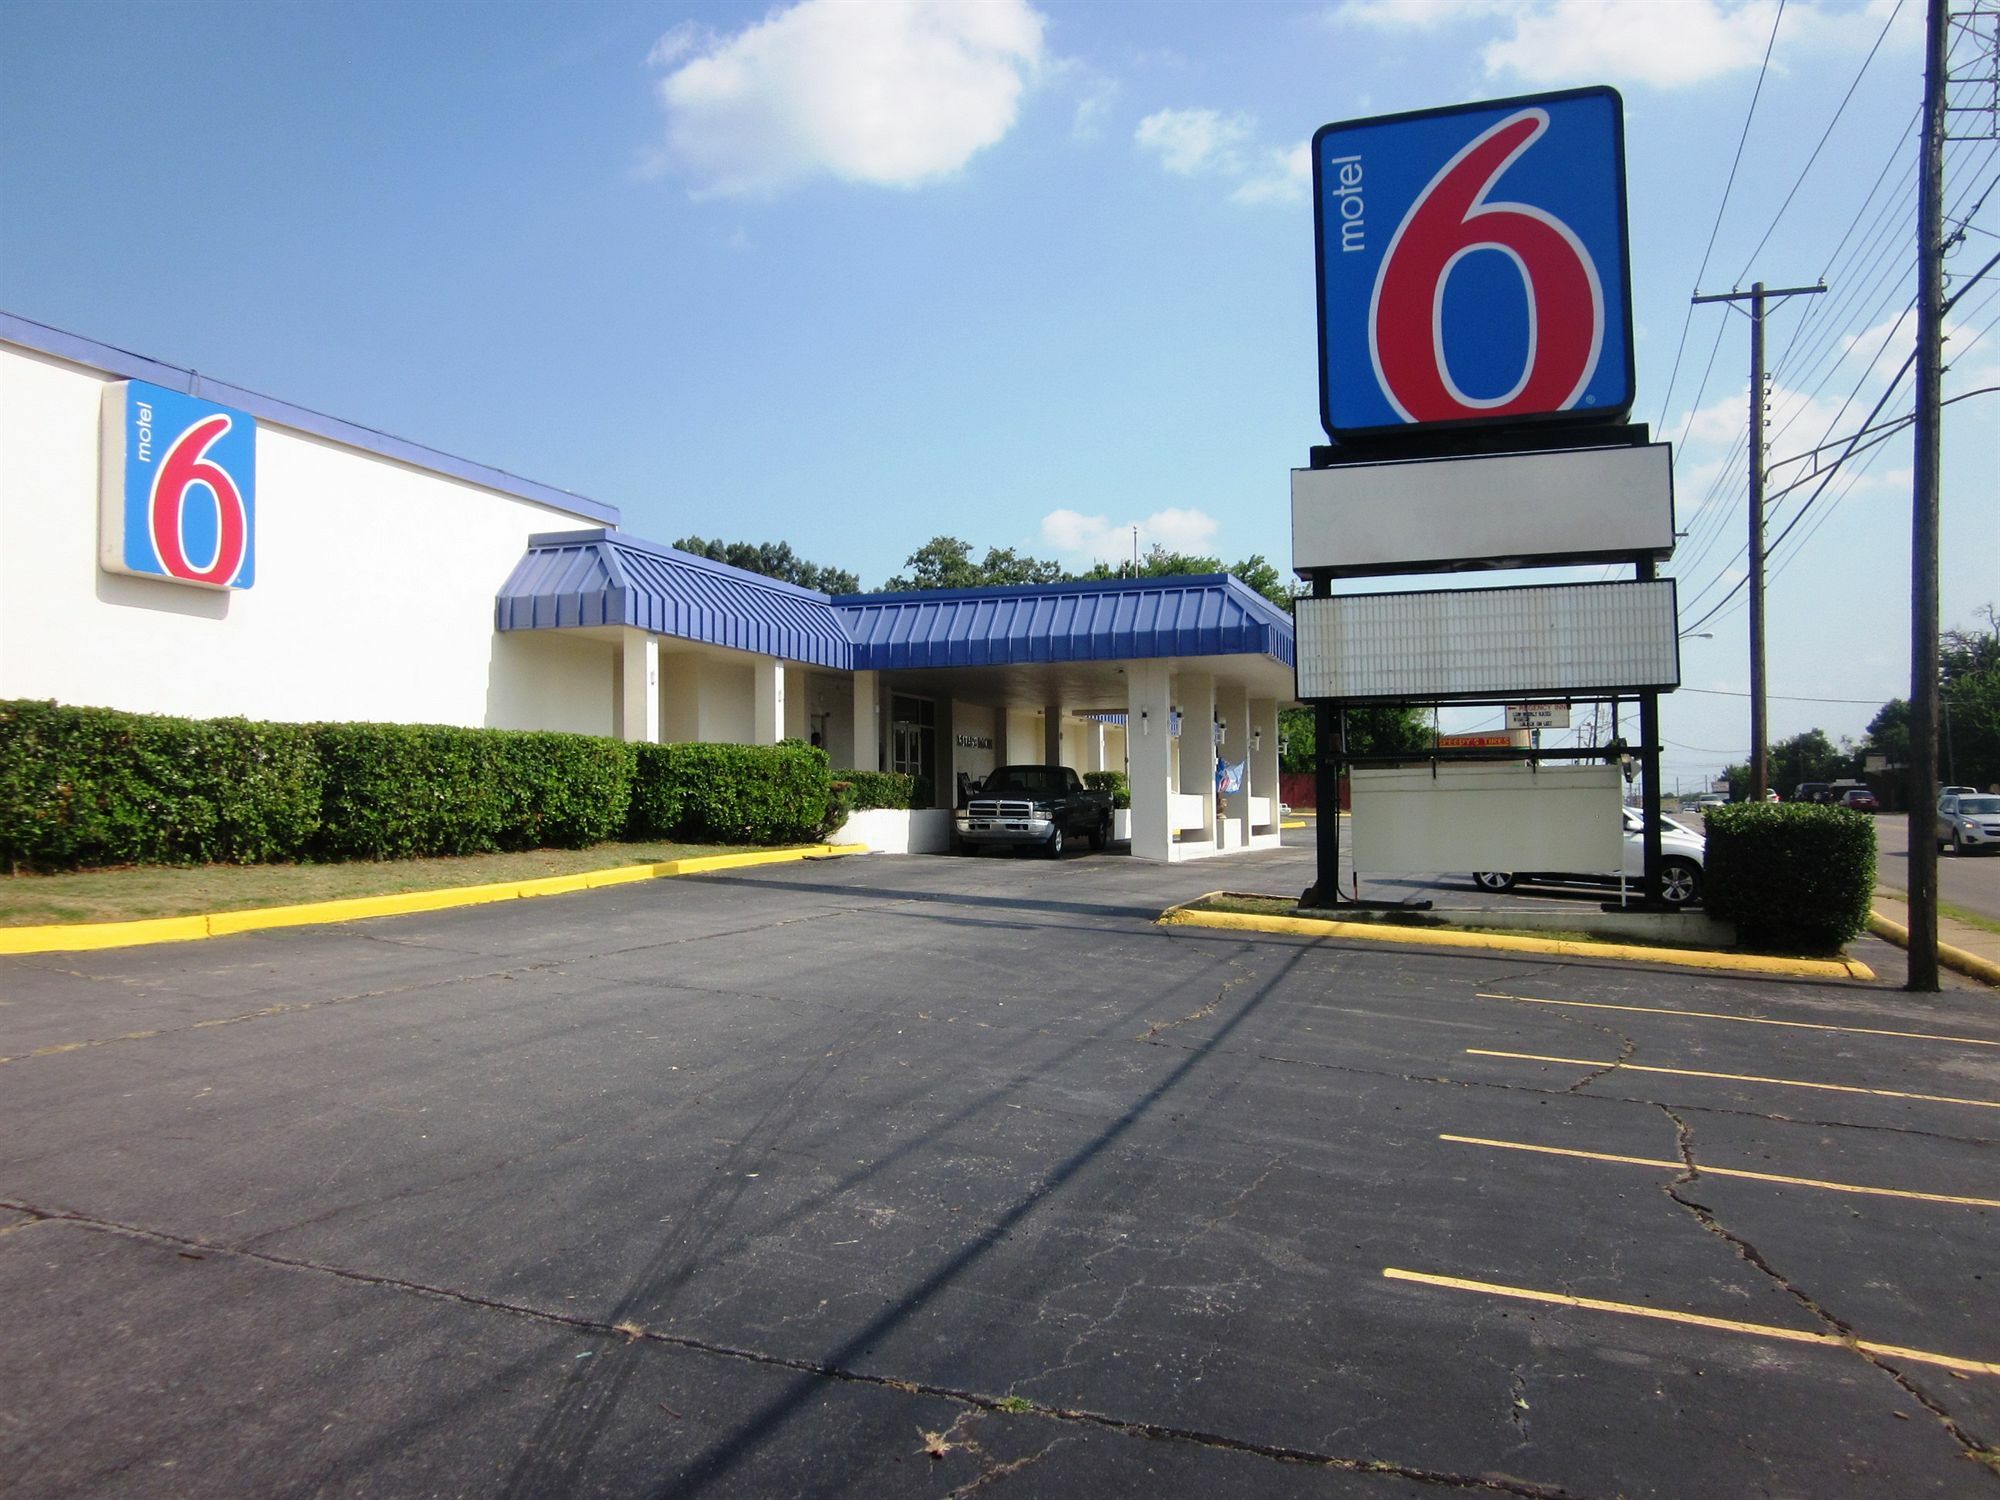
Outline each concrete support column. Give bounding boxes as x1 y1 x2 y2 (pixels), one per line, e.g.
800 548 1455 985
1043 704 1063 767
1218 680 1251 850
1086 721 1107 773
852 671 880 771
618 630 659 744
1251 698 1281 829
753 658 786 745
1126 662 1174 862
1177 671 1216 845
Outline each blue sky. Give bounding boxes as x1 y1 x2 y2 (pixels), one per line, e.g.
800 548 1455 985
3 0 1994 789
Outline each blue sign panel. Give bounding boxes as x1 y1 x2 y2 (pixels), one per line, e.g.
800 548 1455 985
1313 87 1634 441
99 380 256 589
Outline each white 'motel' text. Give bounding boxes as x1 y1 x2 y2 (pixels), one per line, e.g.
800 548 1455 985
1328 155 1364 252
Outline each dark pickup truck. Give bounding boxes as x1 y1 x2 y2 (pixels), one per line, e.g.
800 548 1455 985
954 765 1115 857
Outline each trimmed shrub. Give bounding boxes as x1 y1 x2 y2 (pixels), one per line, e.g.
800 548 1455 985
630 739 832 845
1703 802 1876 953
835 770 917 810
1083 770 1130 809
0 699 322 870
310 723 635 860
489 732 637 850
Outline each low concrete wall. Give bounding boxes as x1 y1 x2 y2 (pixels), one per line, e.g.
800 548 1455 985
830 808 952 854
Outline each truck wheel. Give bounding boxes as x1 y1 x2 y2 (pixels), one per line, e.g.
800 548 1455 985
1088 815 1109 852
1045 824 1065 859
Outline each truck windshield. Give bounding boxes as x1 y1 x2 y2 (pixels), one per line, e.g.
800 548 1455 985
983 769 1054 797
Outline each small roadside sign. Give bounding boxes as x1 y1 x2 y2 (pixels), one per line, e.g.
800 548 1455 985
1506 703 1571 730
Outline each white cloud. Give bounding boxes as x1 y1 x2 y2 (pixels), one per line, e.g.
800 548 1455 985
1232 143 1312 206
1133 108 1252 177
1330 0 1915 90
1040 506 1221 566
1133 110 1306 209
1479 0 1783 87
651 0 1046 199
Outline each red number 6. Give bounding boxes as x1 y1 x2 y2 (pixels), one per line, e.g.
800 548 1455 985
1369 109 1603 423
150 415 248 586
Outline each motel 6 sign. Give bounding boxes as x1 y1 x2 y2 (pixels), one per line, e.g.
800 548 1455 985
99 380 257 590
1313 87 1635 441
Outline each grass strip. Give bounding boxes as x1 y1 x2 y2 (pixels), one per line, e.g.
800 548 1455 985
0 841 742 927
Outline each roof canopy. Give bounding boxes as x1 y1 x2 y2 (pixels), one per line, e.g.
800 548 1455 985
497 529 1295 681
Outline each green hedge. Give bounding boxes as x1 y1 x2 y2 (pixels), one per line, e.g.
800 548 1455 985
1083 770 1130 809
310 723 635 860
1 699 833 871
0 700 322 871
834 770 917 810
629 740 831 845
1703 802 1876 953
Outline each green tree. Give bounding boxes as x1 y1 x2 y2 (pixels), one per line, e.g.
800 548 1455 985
673 536 860 595
1277 704 1429 772
1768 728 1855 795
1941 605 2000 789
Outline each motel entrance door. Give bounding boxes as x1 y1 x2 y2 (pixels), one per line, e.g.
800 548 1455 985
889 693 938 808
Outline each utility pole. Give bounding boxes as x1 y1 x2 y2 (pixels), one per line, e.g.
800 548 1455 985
1907 0 1951 992
1692 280 1825 800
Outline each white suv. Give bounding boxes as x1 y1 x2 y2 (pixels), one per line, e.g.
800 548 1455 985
1937 792 2000 855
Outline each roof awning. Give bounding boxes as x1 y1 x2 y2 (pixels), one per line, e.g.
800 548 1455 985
498 534 1295 682
496 530 855 670
832 575 1294 671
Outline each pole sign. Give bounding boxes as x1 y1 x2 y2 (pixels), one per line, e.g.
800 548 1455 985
1312 87 1634 442
99 380 257 590
1506 703 1571 730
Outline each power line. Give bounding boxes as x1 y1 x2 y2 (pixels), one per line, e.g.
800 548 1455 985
1654 0 1789 439
1735 0 1907 282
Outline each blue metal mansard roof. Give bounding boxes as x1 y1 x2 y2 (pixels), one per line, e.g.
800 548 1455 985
831 574 1295 671
498 536 1296 673
496 530 856 670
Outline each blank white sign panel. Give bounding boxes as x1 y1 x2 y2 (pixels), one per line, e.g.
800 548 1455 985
1296 580 1679 702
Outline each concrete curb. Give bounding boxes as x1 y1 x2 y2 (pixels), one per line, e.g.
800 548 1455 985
1159 899 1875 981
0 844 871 957
1867 909 2000 988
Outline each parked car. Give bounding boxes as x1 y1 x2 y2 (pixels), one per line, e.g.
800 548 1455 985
1792 781 1831 804
1472 808 1706 908
1937 792 2000 855
954 765 1114 857
1838 787 1880 813
1696 793 1728 809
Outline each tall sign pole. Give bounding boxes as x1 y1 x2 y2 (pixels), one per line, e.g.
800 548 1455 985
1691 280 1824 802
1907 0 1950 993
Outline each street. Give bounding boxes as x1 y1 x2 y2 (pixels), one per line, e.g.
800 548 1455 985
2 843 1995 1498
1874 813 2000 925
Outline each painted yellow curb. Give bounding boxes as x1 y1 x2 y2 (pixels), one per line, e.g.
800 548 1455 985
0 844 871 957
1158 902 1874 981
1869 909 2000 988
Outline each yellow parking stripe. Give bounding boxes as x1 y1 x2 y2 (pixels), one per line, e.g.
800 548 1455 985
1475 991 2000 1049
1381 1268 2000 1377
1439 1134 2000 1209
1465 1049 2000 1110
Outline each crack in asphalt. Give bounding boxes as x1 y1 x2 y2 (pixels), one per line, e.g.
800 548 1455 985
1654 1105 2000 1478
0 1203 1595 1497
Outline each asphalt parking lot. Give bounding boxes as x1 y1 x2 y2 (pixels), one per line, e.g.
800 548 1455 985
2 843 1996 1498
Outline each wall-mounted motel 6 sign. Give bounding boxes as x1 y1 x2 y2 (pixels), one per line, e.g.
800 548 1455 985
99 380 256 589
1313 87 1635 441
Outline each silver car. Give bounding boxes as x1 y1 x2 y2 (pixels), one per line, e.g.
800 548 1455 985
1937 793 2000 855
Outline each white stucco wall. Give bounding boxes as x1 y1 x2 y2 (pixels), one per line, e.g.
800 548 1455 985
0 339 608 729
